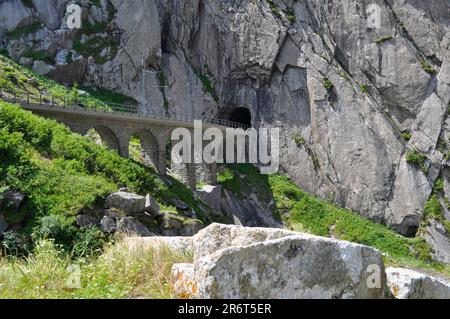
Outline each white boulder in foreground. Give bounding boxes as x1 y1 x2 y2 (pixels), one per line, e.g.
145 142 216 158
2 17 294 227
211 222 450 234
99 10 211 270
386 267 450 299
174 223 391 299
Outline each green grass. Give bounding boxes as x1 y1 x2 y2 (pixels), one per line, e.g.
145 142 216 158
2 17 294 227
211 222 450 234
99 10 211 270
0 238 190 299
73 36 117 65
266 0 282 19
218 164 450 278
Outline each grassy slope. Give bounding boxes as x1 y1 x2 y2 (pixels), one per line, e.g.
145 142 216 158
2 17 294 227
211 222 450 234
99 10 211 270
218 164 450 278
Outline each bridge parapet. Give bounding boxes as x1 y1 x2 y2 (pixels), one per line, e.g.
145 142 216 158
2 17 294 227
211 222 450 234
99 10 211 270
0 88 249 130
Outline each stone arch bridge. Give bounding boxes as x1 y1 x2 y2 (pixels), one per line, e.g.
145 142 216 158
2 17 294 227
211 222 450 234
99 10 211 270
1 92 248 189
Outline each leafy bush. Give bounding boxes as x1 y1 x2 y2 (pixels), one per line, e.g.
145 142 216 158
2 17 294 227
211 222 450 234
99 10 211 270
32 215 77 252
406 149 428 173
401 131 412 141
323 77 334 90
360 84 368 94
423 195 443 220
420 60 437 75
72 226 108 258
433 178 445 193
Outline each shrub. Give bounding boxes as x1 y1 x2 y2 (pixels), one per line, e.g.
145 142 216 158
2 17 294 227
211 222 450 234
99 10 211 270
401 131 412 141
283 7 296 23
293 136 307 148
433 178 445 194
323 77 334 90
195 70 218 102
420 60 437 75
360 85 368 94
72 226 108 258
32 215 77 252
406 149 428 173
423 195 443 220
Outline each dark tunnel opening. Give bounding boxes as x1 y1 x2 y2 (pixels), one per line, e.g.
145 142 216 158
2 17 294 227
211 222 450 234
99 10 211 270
229 107 252 128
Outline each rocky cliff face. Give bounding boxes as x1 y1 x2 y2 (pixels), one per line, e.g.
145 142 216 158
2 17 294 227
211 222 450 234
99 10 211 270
1 0 449 261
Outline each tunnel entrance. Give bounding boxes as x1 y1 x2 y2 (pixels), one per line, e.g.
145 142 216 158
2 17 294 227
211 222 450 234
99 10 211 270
229 107 252 128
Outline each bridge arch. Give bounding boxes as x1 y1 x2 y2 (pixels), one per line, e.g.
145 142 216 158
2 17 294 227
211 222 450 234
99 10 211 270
86 126 121 154
131 129 160 171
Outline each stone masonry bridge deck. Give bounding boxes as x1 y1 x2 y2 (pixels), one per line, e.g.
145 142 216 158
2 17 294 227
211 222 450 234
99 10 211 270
0 90 248 189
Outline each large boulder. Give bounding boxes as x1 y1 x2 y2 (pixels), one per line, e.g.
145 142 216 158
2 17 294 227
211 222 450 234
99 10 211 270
158 212 185 236
116 217 153 237
144 194 160 216
104 208 126 220
386 268 450 299
194 235 390 299
105 191 146 215
48 56 86 86
100 216 117 234
168 224 391 299
193 223 297 260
